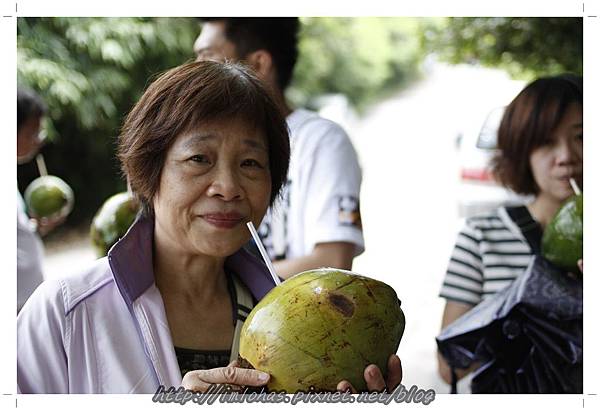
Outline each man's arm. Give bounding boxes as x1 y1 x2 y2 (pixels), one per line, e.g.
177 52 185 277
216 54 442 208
274 241 356 279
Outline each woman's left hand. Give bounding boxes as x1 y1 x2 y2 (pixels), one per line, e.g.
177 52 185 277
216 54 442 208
336 354 402 393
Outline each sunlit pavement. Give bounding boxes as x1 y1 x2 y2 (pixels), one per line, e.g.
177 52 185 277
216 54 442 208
43 60 525 394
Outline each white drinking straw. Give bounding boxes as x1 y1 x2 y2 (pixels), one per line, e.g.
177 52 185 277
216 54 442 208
246 221 281 286
35 153 48 177
569 178 581 196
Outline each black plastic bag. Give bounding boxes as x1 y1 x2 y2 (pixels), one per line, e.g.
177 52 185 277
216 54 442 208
436 256 582 393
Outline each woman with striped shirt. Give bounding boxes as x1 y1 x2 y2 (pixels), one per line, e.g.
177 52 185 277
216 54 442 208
437 74 583 387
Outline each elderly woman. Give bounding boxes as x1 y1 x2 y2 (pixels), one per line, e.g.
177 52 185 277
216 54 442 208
17 61 401 394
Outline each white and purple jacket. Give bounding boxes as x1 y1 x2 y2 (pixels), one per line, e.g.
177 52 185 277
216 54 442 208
17 215 276 393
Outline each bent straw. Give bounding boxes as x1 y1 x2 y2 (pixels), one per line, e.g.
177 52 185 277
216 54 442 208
569 178 581 196
246 221 281 286
35 154 48 177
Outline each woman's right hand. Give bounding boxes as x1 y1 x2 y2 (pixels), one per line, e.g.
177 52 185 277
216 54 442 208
181 361 270 393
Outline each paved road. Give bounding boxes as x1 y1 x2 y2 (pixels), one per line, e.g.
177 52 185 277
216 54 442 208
43 61 524 394
341 62 524 393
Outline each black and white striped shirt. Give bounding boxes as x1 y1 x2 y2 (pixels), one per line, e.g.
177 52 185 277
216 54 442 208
440 206 540 306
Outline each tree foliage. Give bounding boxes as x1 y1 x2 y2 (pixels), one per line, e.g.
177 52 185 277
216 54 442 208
19 17 578 229
18 17 199 139
291 17 426 111
17 17 199 226
424 17 582 79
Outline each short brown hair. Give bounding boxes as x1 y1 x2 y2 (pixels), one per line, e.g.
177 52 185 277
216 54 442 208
491 74 582 195
118 61 290 215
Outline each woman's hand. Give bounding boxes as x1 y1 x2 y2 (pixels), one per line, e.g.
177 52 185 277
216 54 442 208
336 354 402 393
437 300 474 384
181 361 270 393
567 259 583 279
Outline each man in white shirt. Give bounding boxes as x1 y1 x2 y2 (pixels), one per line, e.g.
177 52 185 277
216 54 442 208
194 18 364 279
17 88 62 312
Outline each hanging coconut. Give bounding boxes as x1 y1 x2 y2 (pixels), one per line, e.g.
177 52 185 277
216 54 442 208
239 268 405 393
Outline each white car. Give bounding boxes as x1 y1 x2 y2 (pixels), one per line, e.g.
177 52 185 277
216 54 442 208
456 106 530 218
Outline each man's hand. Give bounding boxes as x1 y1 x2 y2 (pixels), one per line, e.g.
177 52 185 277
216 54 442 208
274 242 356 280
31 214 66 237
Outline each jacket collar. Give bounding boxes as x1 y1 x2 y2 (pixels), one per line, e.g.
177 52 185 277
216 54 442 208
108 214 276 311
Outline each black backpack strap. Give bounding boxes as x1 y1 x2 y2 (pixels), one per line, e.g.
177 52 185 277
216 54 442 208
505 206 544 255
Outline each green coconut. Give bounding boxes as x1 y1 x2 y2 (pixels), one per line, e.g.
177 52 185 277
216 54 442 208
239 268 405 393
90 192 139 257
24 175 74 219
542 194 583 273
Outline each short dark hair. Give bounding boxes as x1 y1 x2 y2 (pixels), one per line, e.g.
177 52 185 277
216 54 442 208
199 18 300 91
17 87 47 131
491 74 583 195
118 61 290 215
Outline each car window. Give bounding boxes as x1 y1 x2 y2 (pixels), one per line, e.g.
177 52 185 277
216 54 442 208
476 107 505 150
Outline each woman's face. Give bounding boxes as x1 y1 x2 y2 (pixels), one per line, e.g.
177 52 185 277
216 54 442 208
153 119 272 258
529 103 583 202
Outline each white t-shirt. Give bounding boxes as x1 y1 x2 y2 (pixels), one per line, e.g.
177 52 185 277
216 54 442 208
17 191 45 312
258 108 365 260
